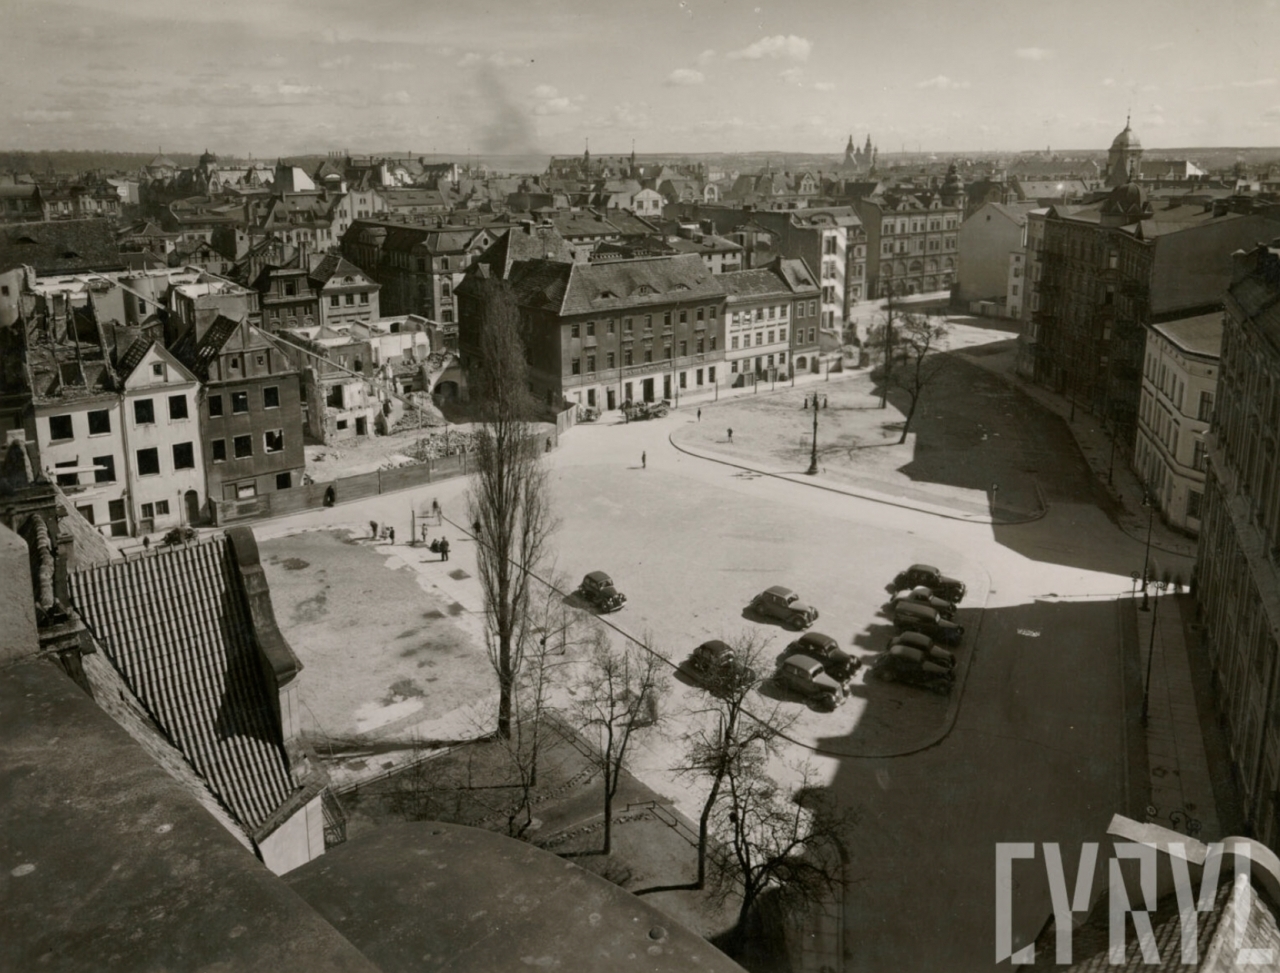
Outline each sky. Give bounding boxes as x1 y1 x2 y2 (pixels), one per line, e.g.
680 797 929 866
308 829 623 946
6 0 1280 159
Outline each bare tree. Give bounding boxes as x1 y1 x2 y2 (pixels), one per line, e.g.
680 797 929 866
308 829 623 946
886 312 951 444
494 577 584 839
867 292 901 410
708 759 855 957
680 631 797 889
572 629 668 855
467 278 558 740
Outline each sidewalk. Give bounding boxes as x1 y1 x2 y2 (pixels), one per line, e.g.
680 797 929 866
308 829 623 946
955 341 1197 568
1130 590 1241 842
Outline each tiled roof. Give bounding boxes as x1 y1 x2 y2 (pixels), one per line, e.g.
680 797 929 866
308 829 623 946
115 336 153 379
69 536 296 831
0 219 124 275
478 225 576 278
171 314 242 380
1151 311 1223 358
308 254 370 286
719 267 795 299
512 253 723 315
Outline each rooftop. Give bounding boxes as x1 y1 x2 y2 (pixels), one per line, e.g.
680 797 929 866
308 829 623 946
1151 311 1223 359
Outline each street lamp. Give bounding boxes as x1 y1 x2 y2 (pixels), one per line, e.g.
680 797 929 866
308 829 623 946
1140 494 1155 611
806 394 819 475
1140 580 1168 726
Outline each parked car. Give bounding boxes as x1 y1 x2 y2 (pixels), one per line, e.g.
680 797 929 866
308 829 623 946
873 644 955 694
890 586 957 619
892 601 965 646
774 654 853 711
578 406 600 423
686 640 757 693
750 586 819 629
786 632 861 681
888 631 956 669
621 400 670 421
893 564 966 603
577 571 627 612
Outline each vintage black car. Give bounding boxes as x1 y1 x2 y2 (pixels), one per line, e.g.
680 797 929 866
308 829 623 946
873 644 955 694
578 571 626 612
893 564 966 604
887 631 956 669
686 640 757 693
750 586 819 629
785 632 862 681
890 586 958 619
774 654 852 711
892 601 965 646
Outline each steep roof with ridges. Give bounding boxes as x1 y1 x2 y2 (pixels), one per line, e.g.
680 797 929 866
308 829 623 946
68 536 296 832
512 253 723 316
171 314 244 381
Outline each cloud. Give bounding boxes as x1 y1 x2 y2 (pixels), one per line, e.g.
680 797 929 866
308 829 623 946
1015 47 1052 61
696 49 716 65
666 68 705 86
589 102 652 130
916 75 970 90
19 108 74 122
726 35 811 61
779 67 804 84
1233 78 1278 88
533 97 579 115
813 81 836 91
533 84 558 99
460 51 530 69
380 90 411 105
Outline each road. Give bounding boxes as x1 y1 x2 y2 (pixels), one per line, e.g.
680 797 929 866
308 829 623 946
254 356 1186 970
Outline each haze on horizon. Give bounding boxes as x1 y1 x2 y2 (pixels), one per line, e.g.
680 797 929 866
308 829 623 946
6 0 1280 159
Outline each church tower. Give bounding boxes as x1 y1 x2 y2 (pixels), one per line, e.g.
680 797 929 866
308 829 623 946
1105 115 1143 188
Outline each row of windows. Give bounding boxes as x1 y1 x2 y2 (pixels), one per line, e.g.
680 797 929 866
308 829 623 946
881 218 960 235
53 441 195 486
569 306 720 339
571 337 720 373
47 395 192 442
209 430 286 462
208 386 280 417
881 237 957 256
328 293 371 307
730 305 790 326
729 352 787 373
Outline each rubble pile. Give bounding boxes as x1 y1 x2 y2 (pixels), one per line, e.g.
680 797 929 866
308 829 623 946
402 430 481 463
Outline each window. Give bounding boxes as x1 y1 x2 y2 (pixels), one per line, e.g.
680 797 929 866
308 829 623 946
76 504 94 525
330 295 341 307
233 435 253 458
570 322 580 338
276 472 292 490
284 281 297 297
231 391 249 414
809 328 816 342
48 414 74 441
208 394 223 417
168 395 188 420
624 317 633 333
211 439 226 463
755 333 763 347
710 336 717 351
696 338 705 354
360 293 369 304
664 312 672 328
88 410 110 435
141 502 154 519
586 355 596 373
1193 439 1207 471
264 429 284 453
731 336 739 350
571 357 581 375
133 399 155 425
606 352 615 369
93 455 115 483
586 321 595 337
680 340 688 357
236 483 257 499
809 300 817 316
1187 490 1203 520
136 447 160 476
607 319 615 334
664 344 672 360
623 348 633 366
1198 391 1215 422
173 442 195 470
54 460 78 487
345 293 355 306
263 386 279 409
644 349 653 364
767 330 775 344
679 310 688 324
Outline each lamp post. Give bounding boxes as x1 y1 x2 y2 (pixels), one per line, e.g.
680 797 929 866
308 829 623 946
1140 580 1168 726
1140 494 1155 611
806 394 819 475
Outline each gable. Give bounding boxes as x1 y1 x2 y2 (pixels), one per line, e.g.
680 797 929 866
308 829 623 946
123 342 198 390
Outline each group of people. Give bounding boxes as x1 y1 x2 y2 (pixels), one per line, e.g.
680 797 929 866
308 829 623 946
370 498 450 560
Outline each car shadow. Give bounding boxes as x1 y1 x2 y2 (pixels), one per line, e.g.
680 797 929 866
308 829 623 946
755 676 836 712
850 620 898 654
738 606 804 631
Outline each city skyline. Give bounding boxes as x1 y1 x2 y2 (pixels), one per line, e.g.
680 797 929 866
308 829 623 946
6 0 1280 158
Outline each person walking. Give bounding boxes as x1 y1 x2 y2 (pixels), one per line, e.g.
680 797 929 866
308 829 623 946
727 428 733 443
641 450 647 469
440 538 450 561
388 526 396 545
420 523 429 545
370 520 379 540
697 408 702 421
431 498 441 519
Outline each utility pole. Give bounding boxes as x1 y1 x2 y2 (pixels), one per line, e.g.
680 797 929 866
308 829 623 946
806 394 819 475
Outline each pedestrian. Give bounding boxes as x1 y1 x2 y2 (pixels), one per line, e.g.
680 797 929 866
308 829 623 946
440 538 450 561
727 428 733 442
388 526 396 545
803 397 808 409
697 408 701 421
641 450 646 469
420 523 429 545
370 520 379 539
545 436 552 453
823 395 828 409
432 498 441 519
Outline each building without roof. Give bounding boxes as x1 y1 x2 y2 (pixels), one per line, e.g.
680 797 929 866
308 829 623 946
172 315 304 515
1133 311 1221 535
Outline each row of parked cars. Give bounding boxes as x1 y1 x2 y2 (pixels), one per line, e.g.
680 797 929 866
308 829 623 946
575 564 969 710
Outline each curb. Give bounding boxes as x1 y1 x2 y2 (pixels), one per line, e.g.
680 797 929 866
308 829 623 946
667 432 1046 526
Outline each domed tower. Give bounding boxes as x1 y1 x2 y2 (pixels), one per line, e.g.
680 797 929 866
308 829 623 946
1106 115 1143 188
